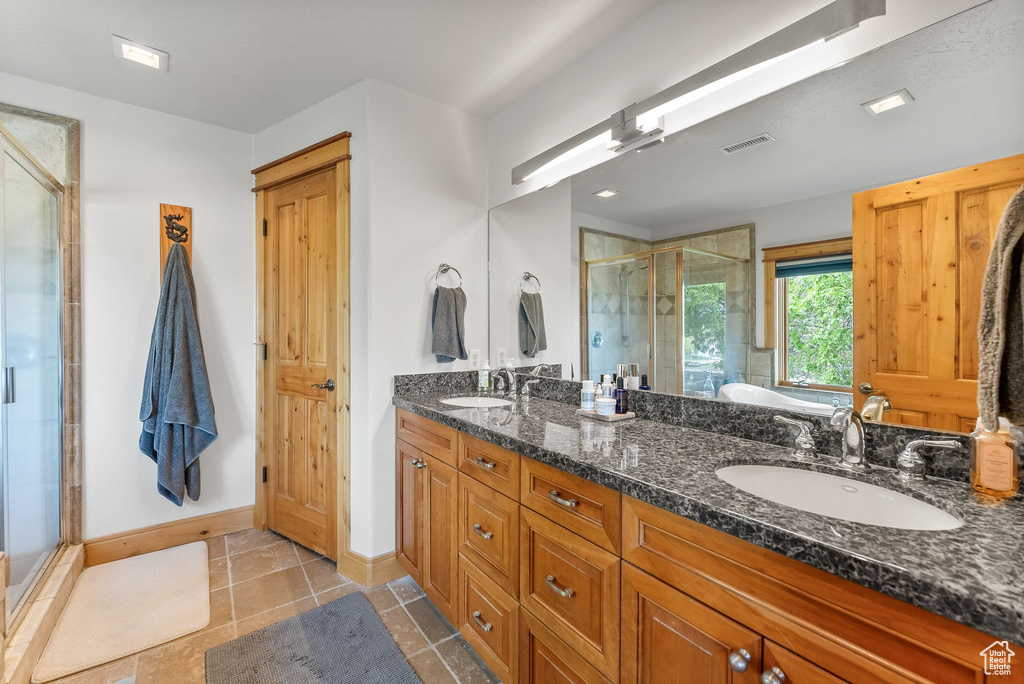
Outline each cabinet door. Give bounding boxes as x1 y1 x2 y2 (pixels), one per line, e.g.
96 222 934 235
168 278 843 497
621 563 762 683
424 456 459 623
762 641 845 684
519 607 610 684
396 441 425 585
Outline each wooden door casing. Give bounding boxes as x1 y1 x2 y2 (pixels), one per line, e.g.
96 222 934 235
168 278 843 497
264 169 339 557
853 153 1024 430
424 456 459 623
620 563 762 684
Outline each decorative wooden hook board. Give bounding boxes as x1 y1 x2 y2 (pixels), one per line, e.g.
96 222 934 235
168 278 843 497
159 203 192 278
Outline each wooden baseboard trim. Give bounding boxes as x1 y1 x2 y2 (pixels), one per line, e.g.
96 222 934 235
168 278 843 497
84 505 254 566
337 548 404 587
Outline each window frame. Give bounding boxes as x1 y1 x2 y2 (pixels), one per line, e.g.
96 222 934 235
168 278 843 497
762 237 853 391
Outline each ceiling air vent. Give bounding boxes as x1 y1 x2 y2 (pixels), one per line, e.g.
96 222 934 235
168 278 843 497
719 133 775 155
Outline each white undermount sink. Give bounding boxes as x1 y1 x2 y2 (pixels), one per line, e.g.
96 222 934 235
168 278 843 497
716 464 963 531
440 396 513 408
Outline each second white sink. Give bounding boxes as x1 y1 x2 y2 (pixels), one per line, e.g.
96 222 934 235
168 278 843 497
716 464 963 531
440 396 513 408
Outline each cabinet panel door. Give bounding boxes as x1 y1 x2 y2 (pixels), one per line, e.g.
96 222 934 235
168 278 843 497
621 563 761 684
396 441 425 585
424 456 459 623
763 641 845 683
519 607 610 684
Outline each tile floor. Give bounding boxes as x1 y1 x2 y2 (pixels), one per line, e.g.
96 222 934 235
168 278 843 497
48 529 498 684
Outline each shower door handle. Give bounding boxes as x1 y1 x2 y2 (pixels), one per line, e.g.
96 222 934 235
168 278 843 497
3 367 14 404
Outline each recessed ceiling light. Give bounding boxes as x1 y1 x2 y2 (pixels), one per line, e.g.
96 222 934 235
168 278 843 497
112 35 168 71
862 89 913 115
593 188 618 198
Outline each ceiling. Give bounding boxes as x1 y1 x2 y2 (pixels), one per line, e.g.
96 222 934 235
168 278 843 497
570 0 1024 233
0 0 657 133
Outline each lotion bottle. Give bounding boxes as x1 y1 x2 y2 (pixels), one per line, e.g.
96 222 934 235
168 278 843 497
615 377 629 414
971 418 1020 499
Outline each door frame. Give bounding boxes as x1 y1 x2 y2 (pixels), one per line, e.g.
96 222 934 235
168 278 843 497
252 132 352 565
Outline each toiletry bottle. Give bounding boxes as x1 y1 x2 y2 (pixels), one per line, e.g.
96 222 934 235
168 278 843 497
580 380 596 411
478 360 490 392
702 373 715 399
617 364 628 381
602 374 614 397
970 418 1020 499
628 363 641 390
615 377 629 414
596 396 616 416
639 374 651 391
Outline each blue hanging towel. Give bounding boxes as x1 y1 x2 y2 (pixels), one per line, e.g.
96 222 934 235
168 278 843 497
139 244 217 505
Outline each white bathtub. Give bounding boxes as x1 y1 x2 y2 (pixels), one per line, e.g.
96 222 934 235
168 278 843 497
717 383 834 416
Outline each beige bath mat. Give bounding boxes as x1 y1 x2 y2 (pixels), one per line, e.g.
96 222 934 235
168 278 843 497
33 541 210 682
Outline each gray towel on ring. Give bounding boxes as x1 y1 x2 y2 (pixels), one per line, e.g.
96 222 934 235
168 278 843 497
519 291 547 358
978 185 1024 429
432 286 468 363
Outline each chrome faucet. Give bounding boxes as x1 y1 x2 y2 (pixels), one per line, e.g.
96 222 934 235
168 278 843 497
492 367 517 397
774 415 817 459
830 407 870 471
522 364 553 398
861 395 893 422
896 439 960 483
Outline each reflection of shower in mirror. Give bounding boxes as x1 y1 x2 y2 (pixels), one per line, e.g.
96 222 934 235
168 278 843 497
619 262 648 347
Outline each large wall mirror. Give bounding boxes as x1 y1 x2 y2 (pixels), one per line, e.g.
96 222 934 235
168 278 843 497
487 0 1024 432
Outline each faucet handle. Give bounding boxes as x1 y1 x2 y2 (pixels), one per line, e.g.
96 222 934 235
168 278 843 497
896 439 960 482
774 415 817 457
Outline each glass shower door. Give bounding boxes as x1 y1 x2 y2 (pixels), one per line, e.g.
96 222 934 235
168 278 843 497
0 131 63 628
586 256 651 383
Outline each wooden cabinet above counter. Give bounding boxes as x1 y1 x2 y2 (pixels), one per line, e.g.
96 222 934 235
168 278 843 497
394 407 1020 683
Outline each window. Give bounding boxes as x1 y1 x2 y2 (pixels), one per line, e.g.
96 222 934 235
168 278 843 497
762 238 853 390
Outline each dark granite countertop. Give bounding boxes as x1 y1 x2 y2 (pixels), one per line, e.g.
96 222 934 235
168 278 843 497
392 392 1024 644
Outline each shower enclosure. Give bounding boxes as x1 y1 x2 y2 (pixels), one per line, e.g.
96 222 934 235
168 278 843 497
0 126 64 630
585 246 748 394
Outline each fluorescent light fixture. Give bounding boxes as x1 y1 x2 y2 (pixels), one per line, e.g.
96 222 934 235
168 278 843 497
520 130 611 183
593 188 618 198
510 0 885 186
112 35 168 71
862 88 913 114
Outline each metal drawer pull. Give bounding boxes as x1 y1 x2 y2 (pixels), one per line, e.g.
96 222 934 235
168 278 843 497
545 575 575 598
411 458 427 470
472 610 492 632
548 490 578 508
474 457 496 469
728 649 751 673
761 667 786 684
472 523 493 540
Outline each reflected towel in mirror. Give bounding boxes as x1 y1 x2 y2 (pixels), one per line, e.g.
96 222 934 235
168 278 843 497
432 286 468 363
519 291 547 358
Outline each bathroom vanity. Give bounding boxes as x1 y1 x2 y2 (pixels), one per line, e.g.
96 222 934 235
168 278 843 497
393 390 1023 684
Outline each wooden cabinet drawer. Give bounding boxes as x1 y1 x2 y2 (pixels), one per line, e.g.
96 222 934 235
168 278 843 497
519 607 610 684
764 641 845 683
459 475 519 598
460 432 520 499
520 458 619 554
396 408 458 467
621 562 762 683
519 508 619 681
459 555 519 684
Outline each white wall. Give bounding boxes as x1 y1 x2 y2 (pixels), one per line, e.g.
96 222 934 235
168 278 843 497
489 183 572 374
253 79 489 557
0 73 256 539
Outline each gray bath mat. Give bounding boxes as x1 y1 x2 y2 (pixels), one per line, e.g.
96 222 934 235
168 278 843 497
205 592 420 684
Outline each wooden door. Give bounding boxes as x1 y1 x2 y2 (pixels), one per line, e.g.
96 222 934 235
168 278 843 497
423 456 459 623
396 441 426 585
853 154 1024 431
264 169 339 557
621 563 762 683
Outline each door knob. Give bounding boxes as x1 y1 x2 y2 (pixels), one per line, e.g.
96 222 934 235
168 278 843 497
857 381 874 395
728 649 751 672
311 379 335 392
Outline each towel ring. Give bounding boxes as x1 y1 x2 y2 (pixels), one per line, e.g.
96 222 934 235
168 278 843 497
521 271 542 294
435 263 463 287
